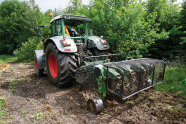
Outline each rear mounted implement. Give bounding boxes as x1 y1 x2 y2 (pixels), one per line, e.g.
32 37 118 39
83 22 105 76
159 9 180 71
75 55 165 113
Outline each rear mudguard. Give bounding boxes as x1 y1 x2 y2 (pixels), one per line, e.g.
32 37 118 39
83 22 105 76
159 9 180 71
34 50 44 70
44 36 77 53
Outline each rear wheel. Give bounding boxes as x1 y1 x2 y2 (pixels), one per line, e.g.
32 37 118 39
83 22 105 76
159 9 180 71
46 43 77 87
34 54 44 77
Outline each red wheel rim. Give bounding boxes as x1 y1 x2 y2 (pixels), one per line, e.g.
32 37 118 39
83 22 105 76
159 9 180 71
35 56 38 72
48 53 58 78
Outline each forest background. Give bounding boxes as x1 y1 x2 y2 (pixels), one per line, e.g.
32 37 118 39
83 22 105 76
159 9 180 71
0 0 186 62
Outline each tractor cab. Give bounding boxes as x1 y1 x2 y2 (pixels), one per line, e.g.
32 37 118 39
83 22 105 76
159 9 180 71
50 15 92 41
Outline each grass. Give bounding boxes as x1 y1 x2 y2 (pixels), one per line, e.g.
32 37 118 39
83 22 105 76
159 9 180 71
0 98 7 118
21 110 28 114
31 112 44 120
0 60 7 65
0 55 17 63
155 67 186 97
9 77 26 92
19 63 24 69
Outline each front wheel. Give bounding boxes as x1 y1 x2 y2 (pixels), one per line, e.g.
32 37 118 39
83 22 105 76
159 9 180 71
45 43 77 87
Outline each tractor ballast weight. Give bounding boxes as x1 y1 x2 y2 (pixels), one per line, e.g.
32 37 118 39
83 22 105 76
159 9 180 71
34 14 165 113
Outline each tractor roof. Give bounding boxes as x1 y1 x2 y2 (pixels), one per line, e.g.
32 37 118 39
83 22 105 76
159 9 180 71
50 14 92 24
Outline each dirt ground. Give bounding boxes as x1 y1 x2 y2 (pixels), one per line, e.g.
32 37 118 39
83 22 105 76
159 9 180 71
0 62 186 124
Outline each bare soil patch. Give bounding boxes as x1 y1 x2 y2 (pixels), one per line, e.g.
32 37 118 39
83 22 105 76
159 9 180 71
0 62 186 124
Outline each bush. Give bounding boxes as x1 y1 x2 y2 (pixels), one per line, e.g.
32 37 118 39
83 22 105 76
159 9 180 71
16 37 43 62
0 54 17 62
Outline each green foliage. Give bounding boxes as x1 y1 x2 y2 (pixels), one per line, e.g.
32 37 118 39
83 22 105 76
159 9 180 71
9 77 26 92
146 0 180 31
64 0 168 59
155 67 186 97
64 0 83 15
147 26 183 59
9 81 19 92
0 55 17 62
36 39 44 50
0 0 185 62
180 2 186 31
0 98 7 118
0 0 46 54
15 37 43 62
0 60 7 65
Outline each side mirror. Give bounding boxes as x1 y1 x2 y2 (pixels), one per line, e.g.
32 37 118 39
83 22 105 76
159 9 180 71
37 28 41 37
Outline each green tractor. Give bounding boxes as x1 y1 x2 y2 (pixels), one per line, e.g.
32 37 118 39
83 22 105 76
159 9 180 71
35 15 109 87
35 14 165 113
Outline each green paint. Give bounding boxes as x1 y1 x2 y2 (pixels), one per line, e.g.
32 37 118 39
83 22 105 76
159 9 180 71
84 23 88 37
95 66 107 100
61 19 65 36
42 16 90 38
84 60 120 100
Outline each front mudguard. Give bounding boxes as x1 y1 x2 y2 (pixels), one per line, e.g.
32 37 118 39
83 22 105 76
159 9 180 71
34 50 44 70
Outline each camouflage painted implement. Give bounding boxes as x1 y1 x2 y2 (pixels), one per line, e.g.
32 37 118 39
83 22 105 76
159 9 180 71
75 55 165 113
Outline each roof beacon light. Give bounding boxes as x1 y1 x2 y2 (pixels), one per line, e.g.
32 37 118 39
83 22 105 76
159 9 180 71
49 13 53 17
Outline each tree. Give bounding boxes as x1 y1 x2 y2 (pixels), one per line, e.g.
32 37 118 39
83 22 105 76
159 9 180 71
180 2 186 31
85 0 168 58
0 0 43 54
64 0 83 15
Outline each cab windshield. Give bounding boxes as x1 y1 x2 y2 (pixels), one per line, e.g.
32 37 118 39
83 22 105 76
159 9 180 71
64 19 89 37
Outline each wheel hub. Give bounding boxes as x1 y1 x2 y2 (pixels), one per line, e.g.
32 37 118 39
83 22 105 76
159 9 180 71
35 56 38 72
48 53 58 78
87 96 104 113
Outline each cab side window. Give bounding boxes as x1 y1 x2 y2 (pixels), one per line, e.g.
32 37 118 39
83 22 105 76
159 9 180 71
55 20 61 36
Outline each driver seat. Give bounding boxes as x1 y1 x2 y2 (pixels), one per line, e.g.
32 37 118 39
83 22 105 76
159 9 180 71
68 28 75 37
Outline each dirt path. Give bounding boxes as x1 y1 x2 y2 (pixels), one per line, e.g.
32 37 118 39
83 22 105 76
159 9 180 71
0 62 186 124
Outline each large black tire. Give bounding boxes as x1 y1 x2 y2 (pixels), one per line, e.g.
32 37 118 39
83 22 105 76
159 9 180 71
34 53 44 77
45 43 77 87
